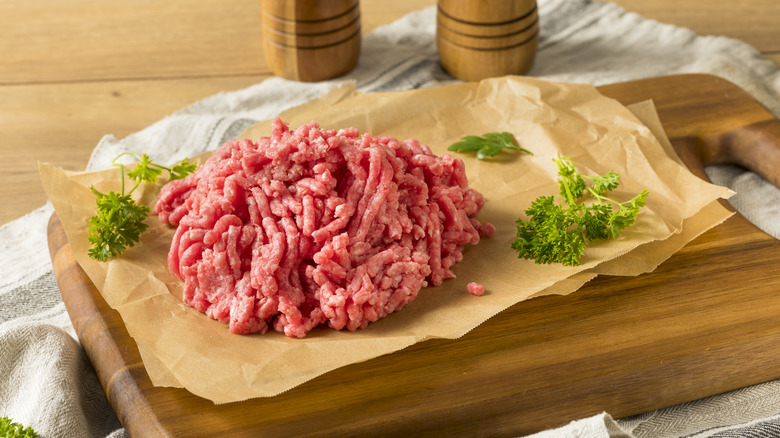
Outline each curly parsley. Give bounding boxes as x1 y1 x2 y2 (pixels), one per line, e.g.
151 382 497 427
512 156 649 266
0 416 39 438
87 152 197 261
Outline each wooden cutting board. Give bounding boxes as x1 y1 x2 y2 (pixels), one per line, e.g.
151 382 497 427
48 74 780 437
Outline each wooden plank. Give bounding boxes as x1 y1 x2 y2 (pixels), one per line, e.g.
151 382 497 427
0 0 434 85
0 76 268 226
48 74 780 436
0 0 265 84
611 0 780 54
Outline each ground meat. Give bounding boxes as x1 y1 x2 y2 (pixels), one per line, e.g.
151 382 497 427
153 118 492 337
466 282 485 296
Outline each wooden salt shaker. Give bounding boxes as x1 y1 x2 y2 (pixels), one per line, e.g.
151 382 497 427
437 0 539 81
261 0 361 82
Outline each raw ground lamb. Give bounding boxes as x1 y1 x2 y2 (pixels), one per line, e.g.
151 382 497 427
153 118 493 337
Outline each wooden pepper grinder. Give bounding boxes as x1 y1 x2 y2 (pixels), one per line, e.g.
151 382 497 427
261 0 361 82
437 0 539 81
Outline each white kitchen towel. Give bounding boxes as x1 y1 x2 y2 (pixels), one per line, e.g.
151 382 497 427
0 323 125 438
529 413 634 438
2 1 779 437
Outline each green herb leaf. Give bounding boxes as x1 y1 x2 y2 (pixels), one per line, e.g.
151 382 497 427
590 170 621 196
87 190 150 261
127 153 163 183
169 158 198 181
0 416 39 438
555 156 587 200
512 156 648 266
607 189 649 238
448 132 533 159
87 153 197 261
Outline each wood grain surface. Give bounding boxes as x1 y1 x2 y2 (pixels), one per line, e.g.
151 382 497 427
2 0 779 227
48 73 780 437
260 0 362 81
436 0 539 80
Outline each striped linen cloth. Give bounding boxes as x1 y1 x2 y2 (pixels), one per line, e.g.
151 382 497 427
2 1 779 436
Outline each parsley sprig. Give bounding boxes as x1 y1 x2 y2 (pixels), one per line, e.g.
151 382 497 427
0 416 39 438
512 156 649 266
447 132 533 159
87 153 196 261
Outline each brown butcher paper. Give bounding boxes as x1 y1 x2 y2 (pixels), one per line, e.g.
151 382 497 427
39 76 733 404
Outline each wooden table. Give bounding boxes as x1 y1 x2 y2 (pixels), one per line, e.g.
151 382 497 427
1 0 779 227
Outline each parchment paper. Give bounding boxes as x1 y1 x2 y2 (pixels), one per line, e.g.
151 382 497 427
40 76 734 404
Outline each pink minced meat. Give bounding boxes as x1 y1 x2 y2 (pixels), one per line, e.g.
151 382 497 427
467 282 485 296
153 118 492 338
